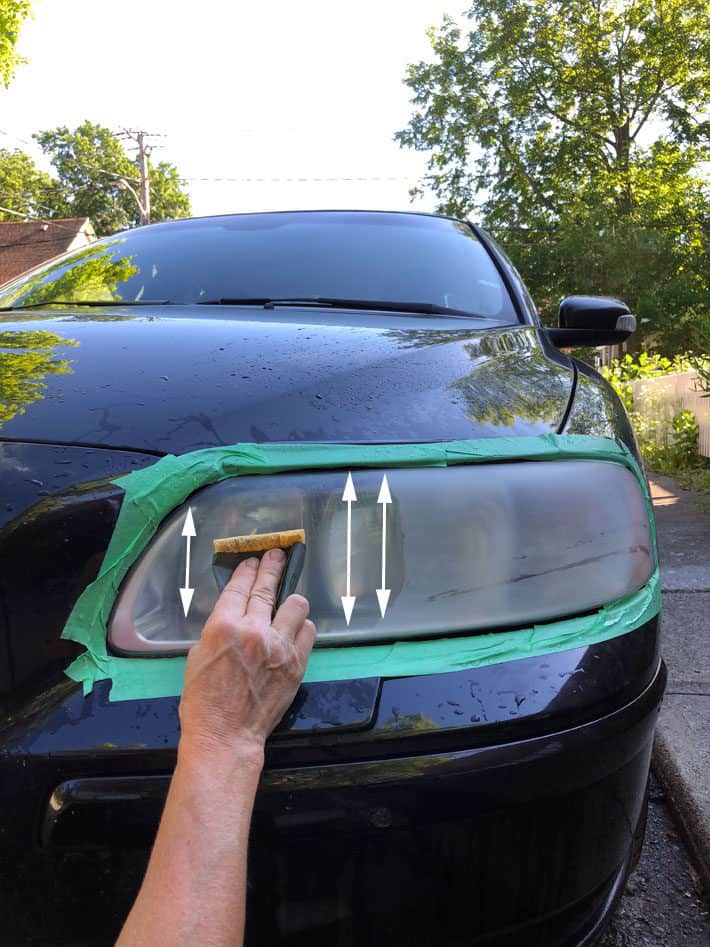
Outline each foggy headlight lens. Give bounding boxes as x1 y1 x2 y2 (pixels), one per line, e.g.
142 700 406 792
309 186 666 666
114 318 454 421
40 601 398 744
108 461 654 654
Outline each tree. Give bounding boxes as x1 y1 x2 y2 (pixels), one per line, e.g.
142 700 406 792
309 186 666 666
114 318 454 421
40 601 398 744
0 0 31 89
0 148 60 221
34 121 191 236
148 160 192 224
397 1 710 354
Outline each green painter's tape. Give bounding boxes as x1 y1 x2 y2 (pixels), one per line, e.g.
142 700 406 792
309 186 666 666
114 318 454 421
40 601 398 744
61 434 660 702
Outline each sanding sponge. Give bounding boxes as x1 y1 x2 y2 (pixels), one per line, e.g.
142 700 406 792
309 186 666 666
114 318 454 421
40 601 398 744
213 528 305 555
212 529 307 607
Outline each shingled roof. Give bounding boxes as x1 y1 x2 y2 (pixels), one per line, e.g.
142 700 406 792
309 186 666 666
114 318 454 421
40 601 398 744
0 217 96 286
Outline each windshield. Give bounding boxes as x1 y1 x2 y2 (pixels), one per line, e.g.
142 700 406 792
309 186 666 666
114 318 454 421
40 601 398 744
0 211 519 323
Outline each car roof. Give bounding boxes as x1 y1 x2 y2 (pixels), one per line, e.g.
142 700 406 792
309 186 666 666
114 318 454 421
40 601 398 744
132 208 470 234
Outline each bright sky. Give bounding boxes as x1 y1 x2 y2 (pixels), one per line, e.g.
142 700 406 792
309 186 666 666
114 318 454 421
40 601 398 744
1 0 459 217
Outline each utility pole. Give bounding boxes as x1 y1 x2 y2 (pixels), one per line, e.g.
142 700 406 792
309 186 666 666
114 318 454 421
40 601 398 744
136 131 151 226
116 129 164 225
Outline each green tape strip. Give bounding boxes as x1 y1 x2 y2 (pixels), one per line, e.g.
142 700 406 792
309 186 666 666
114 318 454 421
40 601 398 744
61 434 659 702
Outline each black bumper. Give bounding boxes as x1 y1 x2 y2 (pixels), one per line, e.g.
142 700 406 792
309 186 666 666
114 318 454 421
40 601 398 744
0 631 665 946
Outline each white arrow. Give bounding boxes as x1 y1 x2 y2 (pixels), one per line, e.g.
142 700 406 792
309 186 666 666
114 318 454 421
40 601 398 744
179 507 196 617
376 474 392 617
341 472 357 624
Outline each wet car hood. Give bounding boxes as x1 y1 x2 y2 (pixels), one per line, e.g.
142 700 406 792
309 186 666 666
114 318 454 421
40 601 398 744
0 307 574 453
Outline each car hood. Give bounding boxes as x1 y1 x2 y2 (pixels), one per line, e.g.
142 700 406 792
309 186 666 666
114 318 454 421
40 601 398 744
0 307 574 453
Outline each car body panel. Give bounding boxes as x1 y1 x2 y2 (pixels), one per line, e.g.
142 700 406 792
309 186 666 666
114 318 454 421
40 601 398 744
0 312 573 451
0 443 158 700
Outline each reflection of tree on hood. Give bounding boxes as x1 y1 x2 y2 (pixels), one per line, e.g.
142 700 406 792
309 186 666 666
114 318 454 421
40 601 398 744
383 327 487 350
384 326 570 427
0 240 138 308
0 329 78 427
451 342 570 428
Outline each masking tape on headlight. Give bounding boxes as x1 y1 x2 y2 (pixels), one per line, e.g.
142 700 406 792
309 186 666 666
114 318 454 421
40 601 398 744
61 434 660 702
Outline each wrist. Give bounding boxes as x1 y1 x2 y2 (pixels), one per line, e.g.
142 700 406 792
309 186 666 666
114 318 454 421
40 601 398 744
177 734 265 780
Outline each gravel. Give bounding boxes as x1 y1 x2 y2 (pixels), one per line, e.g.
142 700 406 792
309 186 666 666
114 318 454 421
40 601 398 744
600 773 710 947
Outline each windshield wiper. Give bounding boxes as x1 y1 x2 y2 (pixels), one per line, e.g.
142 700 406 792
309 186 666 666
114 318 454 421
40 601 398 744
197 297 497 320
0 299 172 312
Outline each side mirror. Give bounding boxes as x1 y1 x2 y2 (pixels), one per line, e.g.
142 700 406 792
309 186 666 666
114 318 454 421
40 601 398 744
547 295 636 347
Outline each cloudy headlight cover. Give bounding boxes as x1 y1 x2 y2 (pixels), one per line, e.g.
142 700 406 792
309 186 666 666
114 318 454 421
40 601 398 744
108 461 654 654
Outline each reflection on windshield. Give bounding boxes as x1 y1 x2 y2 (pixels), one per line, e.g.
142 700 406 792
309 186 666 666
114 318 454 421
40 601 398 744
0 213 520 325
0 329 78 427
0 240 138 309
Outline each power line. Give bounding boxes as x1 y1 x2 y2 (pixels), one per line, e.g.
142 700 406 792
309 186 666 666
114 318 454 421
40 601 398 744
0 128 33 147
184 175 415 183
0 127 144 187
0 204 92 234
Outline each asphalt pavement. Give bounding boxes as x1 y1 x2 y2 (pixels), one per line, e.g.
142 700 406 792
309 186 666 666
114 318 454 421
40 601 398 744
648 475 710 895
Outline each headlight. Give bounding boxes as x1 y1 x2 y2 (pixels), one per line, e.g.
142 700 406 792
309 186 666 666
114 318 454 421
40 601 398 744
108 461 654 654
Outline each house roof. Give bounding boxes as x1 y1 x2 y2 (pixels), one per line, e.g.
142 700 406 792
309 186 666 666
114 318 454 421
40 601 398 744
0 217 96 285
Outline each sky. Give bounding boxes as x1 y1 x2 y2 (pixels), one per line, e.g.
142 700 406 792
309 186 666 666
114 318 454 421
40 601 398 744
1 0 459 218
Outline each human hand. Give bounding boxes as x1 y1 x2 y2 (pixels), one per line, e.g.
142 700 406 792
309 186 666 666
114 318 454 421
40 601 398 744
178 549 316 762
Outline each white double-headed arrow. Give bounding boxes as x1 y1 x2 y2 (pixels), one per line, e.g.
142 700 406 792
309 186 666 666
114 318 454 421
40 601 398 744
341 472 357 625
179 507 196 617
376 474 392 617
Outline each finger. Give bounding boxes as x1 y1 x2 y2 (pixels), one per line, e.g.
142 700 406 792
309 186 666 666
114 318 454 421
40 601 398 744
246 548 285 619
210 556 259 621
294 618 317 666
272 593 310 637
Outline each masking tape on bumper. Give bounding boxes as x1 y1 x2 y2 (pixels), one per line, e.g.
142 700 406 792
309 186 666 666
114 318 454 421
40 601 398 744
61 434 660 702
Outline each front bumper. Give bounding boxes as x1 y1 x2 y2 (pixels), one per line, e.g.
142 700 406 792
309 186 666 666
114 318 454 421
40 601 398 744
249 659 665 946
0 624 665 946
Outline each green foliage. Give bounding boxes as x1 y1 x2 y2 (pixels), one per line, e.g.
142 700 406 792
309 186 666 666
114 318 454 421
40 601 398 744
602 354 709 482
643 409 700 475
610 353 694 381
0 327 77 426
0 147 60 221
0 239 139 307
0 0 31 89
695 360 710 397
397 0 710 356
601 352 694 410
671 409 700 460
34 121 191 236
149 160 191 224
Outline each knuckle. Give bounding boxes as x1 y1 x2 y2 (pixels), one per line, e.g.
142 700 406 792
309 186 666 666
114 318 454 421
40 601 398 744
222 585 248 603
261 556 282 576
201 618 235 646
237 620 267 654
239 617 262 638
250 585 274 607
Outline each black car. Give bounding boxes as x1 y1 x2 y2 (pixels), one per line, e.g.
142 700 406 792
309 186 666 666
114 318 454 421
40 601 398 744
0 210 663 946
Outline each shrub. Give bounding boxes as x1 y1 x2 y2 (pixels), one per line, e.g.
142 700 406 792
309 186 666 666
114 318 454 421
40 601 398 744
601 352 694 412
643 410 700 475
600 354 707 474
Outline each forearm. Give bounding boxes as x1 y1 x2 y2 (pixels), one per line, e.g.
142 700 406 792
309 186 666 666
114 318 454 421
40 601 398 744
116 741 264 947
117 552 315 946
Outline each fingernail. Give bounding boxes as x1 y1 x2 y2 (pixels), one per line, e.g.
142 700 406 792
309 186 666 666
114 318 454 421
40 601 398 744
246 557 259 568
269 547 285 562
